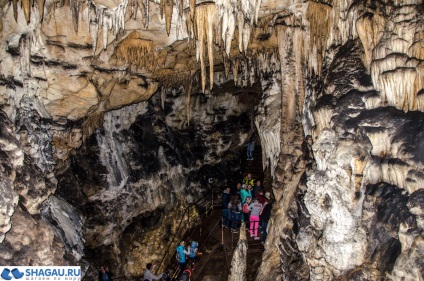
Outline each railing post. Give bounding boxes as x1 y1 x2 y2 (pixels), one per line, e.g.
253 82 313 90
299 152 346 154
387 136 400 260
221 218 224 246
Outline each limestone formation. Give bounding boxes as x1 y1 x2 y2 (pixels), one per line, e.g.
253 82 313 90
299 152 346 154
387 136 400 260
0 0 422 279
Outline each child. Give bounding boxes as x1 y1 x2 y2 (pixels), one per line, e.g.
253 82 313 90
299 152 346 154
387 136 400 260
248 198 263 239
242 196 252 230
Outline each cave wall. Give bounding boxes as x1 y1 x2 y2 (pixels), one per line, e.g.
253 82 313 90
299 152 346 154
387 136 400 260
256 0 424 279
0 0 423 279
0 70 261 278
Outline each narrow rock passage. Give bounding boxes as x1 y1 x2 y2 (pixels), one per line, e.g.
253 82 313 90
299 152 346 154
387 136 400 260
167 207 265 281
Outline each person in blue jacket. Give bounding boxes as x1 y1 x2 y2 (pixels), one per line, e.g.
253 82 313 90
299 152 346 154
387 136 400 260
176 241 190 272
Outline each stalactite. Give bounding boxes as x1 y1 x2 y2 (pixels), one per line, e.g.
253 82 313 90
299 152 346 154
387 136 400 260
242 21 251 52
144 0 149 28
37 0 45 21
153 68 194 89
223 10 235 56
232 58 239 86
113 31 157 71
189 0 195 27
137 0 143 19
277 23 307 151
164 0 173 36
368 4 422 113
178 0 183 18
185 77 192 126
306 1 332 76
70 0 81 32
207 6 215 90
12 0 18 22
242 58 248 87
223 50 230 78
184 8 192 39
254 0 261 24
293 26 306 123
356 12 386 69
196 12 205 92
237 11 244 53
19 33 31 79
175 2 188 39
160 0 164 18
82 113 104 142
89 4 99 54
378 68 422 112
328 0 357 46
102 13 111 50
22 0 31 23
88 0 128 52
195 3 216 93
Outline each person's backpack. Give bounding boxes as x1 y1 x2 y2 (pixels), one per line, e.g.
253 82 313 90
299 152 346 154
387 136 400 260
242 203 249 213
189 241 198 258
176 246 186 263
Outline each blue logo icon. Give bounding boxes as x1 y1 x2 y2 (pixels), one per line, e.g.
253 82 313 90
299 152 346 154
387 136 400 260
1 268 24 280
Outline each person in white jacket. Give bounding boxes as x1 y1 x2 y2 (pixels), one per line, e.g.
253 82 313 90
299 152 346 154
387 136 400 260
143 263 164 281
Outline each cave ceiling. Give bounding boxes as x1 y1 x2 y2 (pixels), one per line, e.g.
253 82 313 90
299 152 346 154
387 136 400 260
0 0 293 123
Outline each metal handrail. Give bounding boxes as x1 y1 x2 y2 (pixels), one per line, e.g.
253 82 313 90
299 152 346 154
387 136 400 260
155 191 215 274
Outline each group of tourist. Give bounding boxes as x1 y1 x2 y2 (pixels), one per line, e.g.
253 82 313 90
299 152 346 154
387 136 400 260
222 173 273 243
107 174 272 281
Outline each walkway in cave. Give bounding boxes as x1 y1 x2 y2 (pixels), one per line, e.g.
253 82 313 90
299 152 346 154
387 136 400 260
241 133 263 181
162 133 266 280
178 208 265 281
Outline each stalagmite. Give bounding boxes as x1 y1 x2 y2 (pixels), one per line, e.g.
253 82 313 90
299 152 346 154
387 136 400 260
228 224 248 281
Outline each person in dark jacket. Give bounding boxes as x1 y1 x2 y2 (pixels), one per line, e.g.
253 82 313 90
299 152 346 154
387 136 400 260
260 192 273 243
222 187 231 228
98 266 113 281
